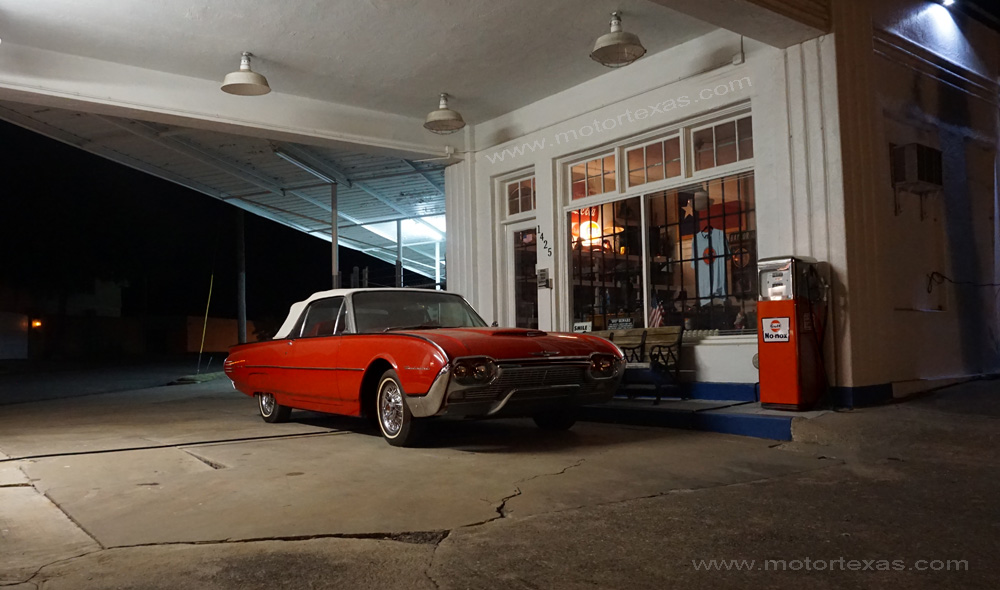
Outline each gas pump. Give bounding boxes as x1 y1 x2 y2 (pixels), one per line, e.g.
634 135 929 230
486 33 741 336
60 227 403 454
757 257 828 410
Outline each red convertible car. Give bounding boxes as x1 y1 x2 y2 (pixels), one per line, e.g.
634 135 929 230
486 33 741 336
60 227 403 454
225 288 625 446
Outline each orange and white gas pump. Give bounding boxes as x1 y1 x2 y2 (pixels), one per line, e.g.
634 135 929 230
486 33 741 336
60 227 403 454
757 257 829 410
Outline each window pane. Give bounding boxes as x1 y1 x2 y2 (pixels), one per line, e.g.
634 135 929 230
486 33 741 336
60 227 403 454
715 122 738 166
627 148 644 172
646 142 664 182
520 179 533 212
738 116 754 160
603 155 615 176
603 170 616 194
587 177 603 196
663 137 680 162
508 183 520 216
572 164 586 182
572 180 587 200
587 158 603 177
693 128 715 171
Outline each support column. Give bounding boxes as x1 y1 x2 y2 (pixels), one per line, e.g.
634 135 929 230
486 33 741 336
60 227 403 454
236 209 247 344
435 241 441 289
396 219 404 287
331 183 340 289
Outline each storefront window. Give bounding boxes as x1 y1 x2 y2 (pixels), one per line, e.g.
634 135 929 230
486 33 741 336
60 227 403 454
571 154 616 200
646 172 757 332
569 197 643 331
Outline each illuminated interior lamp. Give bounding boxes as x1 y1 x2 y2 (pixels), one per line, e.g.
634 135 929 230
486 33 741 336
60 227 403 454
31 320 42 328
578 221 603 247
940 0 956 6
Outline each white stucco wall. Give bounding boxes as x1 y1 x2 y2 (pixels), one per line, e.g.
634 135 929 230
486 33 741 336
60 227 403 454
445 29 849 385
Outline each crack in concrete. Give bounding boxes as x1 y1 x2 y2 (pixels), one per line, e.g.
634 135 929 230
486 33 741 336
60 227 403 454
104 529 451 549
424 529 452 590
0 482 33 488
515 458 585 485
0 431 347 463
525 461 847 520
182 449 227 470
39 490 105 551
0 548 103 589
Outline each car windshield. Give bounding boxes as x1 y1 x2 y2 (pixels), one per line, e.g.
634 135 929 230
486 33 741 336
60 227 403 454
351 290 488 333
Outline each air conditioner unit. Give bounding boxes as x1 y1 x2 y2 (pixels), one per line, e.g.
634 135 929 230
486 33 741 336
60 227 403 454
891 143 943 194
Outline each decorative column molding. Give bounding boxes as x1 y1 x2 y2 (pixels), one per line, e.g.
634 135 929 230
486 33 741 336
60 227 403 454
831 0 890 387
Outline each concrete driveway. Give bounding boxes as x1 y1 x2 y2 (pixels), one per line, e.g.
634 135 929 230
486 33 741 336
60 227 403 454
1 367 997 589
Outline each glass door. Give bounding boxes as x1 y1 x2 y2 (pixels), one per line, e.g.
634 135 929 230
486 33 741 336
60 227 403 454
507 222 539 329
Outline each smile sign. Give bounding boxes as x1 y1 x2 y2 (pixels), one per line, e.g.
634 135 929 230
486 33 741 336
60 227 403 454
762 317 790 342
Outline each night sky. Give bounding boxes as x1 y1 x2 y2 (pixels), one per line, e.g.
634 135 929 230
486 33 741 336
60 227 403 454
0 120 406 324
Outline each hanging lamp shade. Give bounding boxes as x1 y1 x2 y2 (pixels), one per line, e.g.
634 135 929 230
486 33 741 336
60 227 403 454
423 93 466 134
590 12 647 68
222 52 271 96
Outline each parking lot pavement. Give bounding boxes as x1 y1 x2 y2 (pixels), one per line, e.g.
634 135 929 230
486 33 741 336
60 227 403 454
1 374 998 589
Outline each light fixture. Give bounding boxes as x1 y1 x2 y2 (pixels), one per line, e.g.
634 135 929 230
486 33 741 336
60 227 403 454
693 188 711 211
221 52 271 96
590 11 647 68
941 0 956 6
31 319 42 329
423 93 466 134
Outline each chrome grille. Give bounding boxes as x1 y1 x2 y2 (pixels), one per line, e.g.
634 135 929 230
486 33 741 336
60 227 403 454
460 363 599 402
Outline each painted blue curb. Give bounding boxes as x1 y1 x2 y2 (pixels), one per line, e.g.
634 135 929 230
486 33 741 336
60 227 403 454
579 405 793 441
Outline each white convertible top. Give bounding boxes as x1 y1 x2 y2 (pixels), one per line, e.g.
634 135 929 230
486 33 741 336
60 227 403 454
272 288 463 339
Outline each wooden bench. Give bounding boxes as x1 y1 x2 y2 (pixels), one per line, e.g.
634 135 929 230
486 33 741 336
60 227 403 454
590 325 685 404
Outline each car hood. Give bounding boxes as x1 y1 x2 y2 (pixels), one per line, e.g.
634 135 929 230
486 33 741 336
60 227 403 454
402 328 622 361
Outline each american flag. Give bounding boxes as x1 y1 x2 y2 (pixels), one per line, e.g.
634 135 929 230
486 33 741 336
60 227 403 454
648 294 664 328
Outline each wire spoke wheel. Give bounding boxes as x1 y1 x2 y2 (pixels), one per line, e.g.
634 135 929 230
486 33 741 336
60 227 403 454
375 369 422 446
379 380 404 436
258 392 291 423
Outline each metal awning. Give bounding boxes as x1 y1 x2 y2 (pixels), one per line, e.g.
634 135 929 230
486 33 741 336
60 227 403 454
0 100 447 281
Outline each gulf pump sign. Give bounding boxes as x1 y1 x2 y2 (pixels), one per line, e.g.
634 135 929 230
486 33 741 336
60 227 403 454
762 317 790 342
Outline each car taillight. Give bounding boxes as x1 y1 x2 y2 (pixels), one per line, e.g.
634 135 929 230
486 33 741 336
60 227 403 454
589 354 618 379
452 358 497 385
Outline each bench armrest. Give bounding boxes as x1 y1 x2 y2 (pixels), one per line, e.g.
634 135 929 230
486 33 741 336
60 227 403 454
648 344 679 369
618 344 645 363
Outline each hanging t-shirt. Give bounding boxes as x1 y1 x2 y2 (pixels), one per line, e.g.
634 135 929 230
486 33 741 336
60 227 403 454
692 228 729 304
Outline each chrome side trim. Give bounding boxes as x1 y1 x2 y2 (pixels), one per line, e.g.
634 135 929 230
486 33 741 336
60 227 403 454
244 365 365 372
406 365 451 418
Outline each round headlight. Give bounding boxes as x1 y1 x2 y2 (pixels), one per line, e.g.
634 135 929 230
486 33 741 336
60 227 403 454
452 358 496 385
590 354 618 379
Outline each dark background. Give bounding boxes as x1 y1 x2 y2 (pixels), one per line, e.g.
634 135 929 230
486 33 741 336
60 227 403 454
0 120 412 323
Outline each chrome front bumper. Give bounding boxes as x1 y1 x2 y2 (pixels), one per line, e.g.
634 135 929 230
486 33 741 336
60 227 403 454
406 358 624 418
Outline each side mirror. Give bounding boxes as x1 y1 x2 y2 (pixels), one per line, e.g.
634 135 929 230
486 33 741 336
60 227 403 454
491 321 499 327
